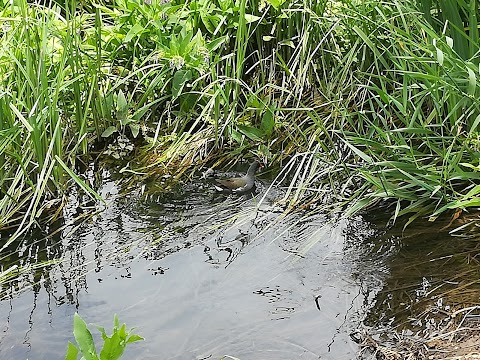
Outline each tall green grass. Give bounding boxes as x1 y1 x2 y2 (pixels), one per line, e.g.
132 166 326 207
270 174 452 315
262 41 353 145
0 0 105 240
333 0 480 224
2 0 480 240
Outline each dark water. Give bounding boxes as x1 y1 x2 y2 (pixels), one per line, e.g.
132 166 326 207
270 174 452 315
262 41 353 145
359 213 480 332
1 169 479 360
0 171 376 360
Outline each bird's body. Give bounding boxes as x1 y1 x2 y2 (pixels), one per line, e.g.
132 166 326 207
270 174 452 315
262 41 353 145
214 161 261 195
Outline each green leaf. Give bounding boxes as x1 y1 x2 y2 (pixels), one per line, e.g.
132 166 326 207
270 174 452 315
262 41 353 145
467 66 476 96
101 126 117 138
55 156 104 202
113 315 120 329
126 334 144 344
266 0 286 10
124 24 144 43
352 26 388 69
207 36 228 51
260 107 275 136
119 117 134 126
96 325 108 341
244 14 260 23
129 124 140 138
172 70 192 98
237 124 264 141
340 139 373 163
99 332 124 360
279 40 294 48
132 106 149 121
97 316 143 360
116 90 128 122
200 13 219 34
469 113 480 134
436 46 444 66
345 197 378 217
463 184 480 199
73 313 98 360
64 342 79 360
228 127 243 144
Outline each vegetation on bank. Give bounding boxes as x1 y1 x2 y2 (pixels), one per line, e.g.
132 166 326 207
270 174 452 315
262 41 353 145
1 0 480 242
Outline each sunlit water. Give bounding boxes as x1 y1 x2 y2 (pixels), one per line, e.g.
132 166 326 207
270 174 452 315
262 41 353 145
2 168 478 360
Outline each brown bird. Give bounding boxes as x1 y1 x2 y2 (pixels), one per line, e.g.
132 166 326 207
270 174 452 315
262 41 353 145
214 161 262 195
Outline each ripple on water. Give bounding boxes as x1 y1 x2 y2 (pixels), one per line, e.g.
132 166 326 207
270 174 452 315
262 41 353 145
0 176 390 360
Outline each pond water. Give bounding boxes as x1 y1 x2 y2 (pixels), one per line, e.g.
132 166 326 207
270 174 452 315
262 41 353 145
1 166 479 360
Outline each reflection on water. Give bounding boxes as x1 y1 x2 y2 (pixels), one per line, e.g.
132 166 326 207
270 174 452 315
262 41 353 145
6 168 479 360
356 212 480 333
0 168 374 360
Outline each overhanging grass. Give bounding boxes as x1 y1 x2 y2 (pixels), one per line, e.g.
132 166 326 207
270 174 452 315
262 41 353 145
2 0 480 237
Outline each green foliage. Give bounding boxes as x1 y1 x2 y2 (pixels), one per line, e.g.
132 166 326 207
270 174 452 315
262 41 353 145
418 0 479 61
3 0 480 234
332 0 480 222
65 313 143 360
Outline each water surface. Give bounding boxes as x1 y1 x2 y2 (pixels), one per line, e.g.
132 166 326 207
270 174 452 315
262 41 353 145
4 167 478 360
0 171 375 360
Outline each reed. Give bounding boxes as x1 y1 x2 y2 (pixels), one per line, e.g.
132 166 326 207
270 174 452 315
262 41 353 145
0 0 105 238
2 0 480 237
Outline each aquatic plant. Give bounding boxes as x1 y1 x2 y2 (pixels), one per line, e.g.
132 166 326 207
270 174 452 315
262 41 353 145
65 313 143 360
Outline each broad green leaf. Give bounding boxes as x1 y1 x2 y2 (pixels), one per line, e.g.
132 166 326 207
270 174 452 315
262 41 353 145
244 14 260 23
200 13 219 34
260 108 275 136
229 127 243 144
64 342 79 360
263 36 275 41
279 40 294 48
266 0 286 10
101 126 117 138
132 106 149 121
207 36 228 51
73 313 98 360
172 70 192 98
116 90 128 122
120 117 134 126
99 332 124 360
124 24 144 43
129 124 140 138
96 325 108 341
246 94 261 108
217 0 233 11
126 334 144 344
237 125 264 141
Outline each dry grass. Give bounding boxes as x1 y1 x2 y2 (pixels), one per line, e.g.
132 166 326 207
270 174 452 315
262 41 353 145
356 305 480 360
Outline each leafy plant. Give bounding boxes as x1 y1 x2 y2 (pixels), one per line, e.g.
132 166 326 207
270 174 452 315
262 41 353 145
65 313 144 360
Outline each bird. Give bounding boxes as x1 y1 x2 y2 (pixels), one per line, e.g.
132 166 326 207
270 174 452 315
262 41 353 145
214 161 262 195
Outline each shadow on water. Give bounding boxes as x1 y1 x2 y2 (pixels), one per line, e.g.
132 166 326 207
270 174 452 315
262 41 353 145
357 212 480 331
0 167 368 360
1 166 480 359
